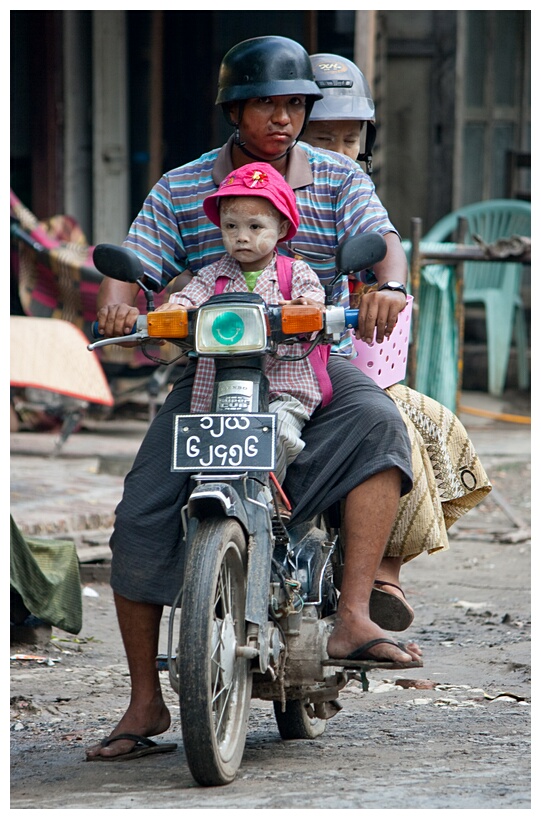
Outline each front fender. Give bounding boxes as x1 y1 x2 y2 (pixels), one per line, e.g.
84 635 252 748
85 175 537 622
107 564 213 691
187 483 249 532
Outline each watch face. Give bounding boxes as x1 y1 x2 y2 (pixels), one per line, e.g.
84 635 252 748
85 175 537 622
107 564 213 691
380 281 405 291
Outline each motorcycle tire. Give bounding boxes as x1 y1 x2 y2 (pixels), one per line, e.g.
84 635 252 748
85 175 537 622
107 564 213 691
272 699 327 740
178 517 252 786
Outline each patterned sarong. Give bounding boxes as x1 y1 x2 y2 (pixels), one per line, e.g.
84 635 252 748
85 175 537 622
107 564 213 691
384 383 492 561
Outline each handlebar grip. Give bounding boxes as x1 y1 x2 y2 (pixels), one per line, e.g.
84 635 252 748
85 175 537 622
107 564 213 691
91 320 138 338
344 308 359 330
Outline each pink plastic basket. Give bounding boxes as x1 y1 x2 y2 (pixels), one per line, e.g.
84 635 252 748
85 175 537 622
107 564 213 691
349 295 413 389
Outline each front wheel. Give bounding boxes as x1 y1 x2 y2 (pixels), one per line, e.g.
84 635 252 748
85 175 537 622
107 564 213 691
178 518 252 786
273 699 327 739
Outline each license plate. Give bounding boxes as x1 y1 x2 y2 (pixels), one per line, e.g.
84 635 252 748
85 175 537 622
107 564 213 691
172 413 276 471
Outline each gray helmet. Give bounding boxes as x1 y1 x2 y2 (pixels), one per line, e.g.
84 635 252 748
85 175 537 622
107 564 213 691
308 53 376 170
216 36 323 108
308 54 375 121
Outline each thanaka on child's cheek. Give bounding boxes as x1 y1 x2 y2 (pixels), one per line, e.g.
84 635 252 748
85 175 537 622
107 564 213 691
219 198 289 272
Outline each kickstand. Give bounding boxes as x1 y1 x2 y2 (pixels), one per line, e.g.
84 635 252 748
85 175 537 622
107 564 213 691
352 670 370 691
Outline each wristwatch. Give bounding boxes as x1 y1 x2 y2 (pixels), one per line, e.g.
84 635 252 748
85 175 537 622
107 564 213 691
378 281 407 296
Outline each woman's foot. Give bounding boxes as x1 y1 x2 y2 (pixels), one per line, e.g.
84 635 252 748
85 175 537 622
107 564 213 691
369 579 415 631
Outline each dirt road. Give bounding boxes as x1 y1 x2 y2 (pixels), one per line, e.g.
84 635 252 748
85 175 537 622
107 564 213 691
10 402 531 809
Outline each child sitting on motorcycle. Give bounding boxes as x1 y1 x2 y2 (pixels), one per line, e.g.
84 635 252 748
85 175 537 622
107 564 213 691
159 161 327 485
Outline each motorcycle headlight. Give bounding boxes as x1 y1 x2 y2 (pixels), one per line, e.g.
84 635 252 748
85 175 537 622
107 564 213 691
196 303 268 355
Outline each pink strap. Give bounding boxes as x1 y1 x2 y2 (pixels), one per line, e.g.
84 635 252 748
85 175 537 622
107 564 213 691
276 256 332 407
275 254 293 300
215 276 228 295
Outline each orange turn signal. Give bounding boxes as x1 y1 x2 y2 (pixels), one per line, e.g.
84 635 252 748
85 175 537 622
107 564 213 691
147 308 189 338
281 305 324 335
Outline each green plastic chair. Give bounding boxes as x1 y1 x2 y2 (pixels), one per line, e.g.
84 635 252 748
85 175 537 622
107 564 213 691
422 199 530 396
402 239 460 411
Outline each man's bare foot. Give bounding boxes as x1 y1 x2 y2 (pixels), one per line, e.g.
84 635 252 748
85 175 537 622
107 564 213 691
327 611 422 664
85 699 171 760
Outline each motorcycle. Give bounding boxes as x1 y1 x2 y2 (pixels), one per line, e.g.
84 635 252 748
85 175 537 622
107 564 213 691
89 234 421 787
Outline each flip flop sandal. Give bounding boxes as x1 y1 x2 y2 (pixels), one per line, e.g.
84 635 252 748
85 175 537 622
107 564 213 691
323 638 423 669
88 733 178 762
369 580 414 632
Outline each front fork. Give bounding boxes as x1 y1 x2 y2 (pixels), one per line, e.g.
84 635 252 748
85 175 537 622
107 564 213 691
211 357 279 672
167 356 277 689
166 357 336 687
212 356 269 413
165 475 276 696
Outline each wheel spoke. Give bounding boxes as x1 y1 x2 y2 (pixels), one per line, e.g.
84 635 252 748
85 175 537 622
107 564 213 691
216 562 232 618
210 555 237 737
213 680 233 736
210 637 228 700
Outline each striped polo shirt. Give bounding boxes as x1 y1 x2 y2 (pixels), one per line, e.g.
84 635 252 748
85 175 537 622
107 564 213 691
124 136 397 354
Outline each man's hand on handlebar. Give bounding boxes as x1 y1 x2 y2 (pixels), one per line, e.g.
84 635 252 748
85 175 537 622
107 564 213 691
355 232 408 344
356 289 407 344
96 276 141 344
96 303 141 345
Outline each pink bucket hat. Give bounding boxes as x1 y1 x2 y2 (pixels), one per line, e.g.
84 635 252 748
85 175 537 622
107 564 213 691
203 162 299 241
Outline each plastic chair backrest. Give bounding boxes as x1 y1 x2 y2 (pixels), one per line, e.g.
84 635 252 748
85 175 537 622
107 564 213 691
421 199 530 397
422 200 531 295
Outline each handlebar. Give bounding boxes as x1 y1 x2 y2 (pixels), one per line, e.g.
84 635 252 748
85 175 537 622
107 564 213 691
344 309 360 329
88 306 361 353
90 308 361 337
89 316 147 349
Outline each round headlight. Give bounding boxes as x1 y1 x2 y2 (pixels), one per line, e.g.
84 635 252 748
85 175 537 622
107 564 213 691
211 311 245 345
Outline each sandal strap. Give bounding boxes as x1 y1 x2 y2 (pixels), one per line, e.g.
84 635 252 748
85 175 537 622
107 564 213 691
373 579 405 596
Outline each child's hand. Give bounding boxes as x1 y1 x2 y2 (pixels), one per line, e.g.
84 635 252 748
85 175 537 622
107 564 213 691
154 302 187 313
278 296 323 306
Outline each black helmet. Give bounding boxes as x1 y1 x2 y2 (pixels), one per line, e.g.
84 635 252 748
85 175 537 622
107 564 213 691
216 36 323 107
308 53 377 170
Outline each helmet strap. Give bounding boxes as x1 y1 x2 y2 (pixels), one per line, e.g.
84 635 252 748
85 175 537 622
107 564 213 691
360 154 373 175
233 126 246 148
358 122 377 176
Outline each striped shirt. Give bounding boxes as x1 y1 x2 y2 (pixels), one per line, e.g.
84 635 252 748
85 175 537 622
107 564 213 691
124 137 397 354
169 252 325 414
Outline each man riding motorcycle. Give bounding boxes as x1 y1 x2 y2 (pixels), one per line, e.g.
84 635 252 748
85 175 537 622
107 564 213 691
87 35 421 762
